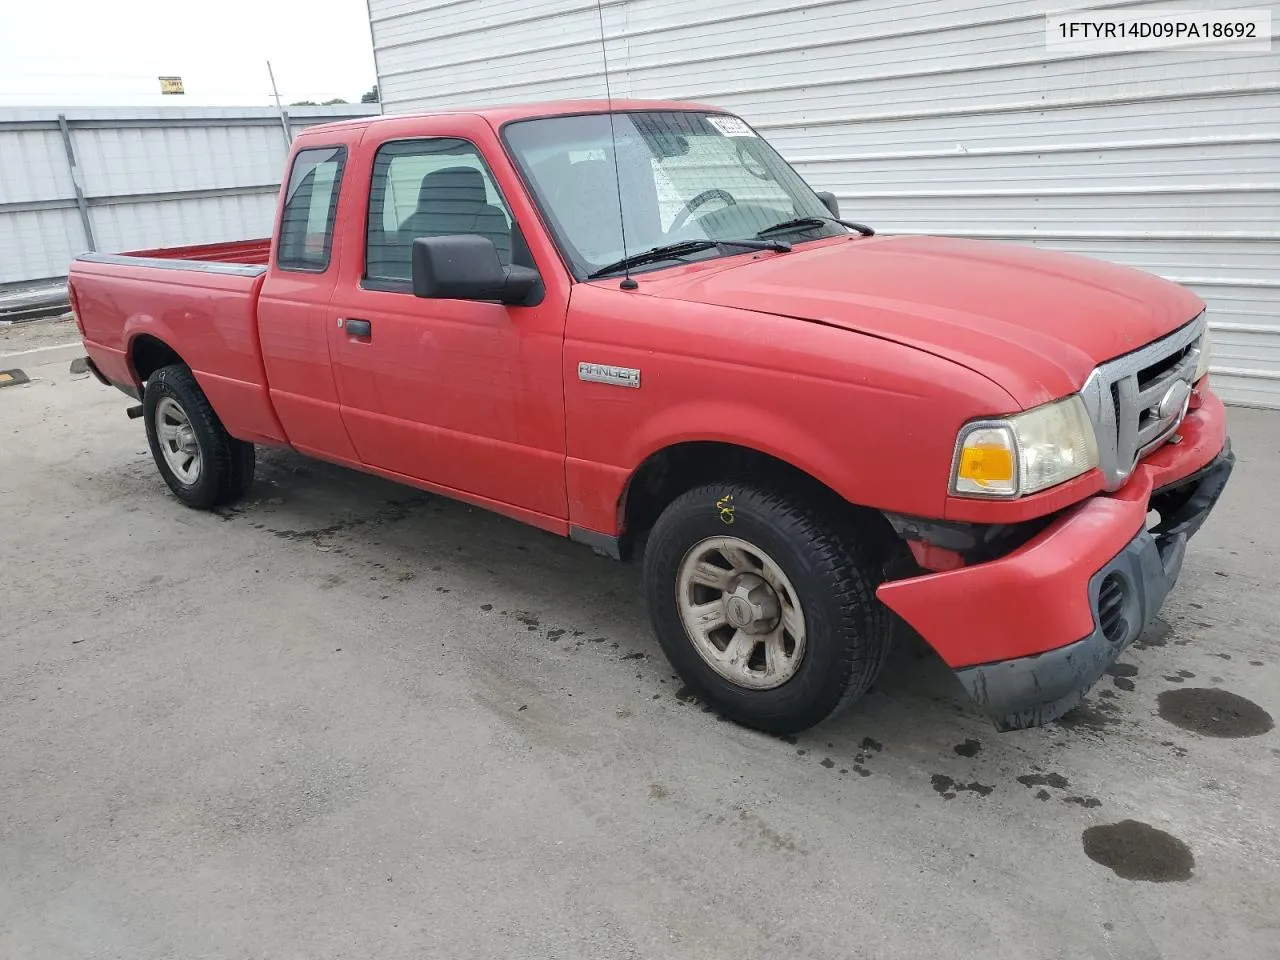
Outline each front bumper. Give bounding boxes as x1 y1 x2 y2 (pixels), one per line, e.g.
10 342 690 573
959 442 1231 730
877 393 1232 730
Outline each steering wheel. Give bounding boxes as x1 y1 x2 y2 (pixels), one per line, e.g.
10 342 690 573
668 188 737 235
735 140 774 181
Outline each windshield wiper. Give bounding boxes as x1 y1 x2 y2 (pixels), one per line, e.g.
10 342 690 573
586 237 791 280
756 216 875 238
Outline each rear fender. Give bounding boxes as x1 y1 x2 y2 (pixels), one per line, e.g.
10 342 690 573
120 303 285 445
123 317 185 386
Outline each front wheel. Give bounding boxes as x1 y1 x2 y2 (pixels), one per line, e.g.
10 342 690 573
143 364 255 509
643 482 891 734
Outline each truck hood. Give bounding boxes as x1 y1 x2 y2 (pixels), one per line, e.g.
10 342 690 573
641 235 1204 408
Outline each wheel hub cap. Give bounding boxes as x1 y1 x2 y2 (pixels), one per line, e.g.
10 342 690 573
675 536 807 690
723 574 779 634
154 396 202 485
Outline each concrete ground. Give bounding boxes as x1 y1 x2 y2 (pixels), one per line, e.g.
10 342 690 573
2 333 1277 960
0 314 78 354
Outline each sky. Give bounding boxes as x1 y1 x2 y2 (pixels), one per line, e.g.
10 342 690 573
0 0 379 107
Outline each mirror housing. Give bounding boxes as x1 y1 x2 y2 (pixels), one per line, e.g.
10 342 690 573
816 191 840 218
411 235 541 306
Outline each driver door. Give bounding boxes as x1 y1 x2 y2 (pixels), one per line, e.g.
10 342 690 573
326 116 569 527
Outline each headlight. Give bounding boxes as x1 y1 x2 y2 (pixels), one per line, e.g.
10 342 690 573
1193 325 1211 382
952 395 1100 498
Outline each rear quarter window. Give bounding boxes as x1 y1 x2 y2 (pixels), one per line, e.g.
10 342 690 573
277 146 347 272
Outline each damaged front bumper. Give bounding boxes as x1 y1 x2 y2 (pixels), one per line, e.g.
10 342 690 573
877 394 1233 731
957 443 1232 730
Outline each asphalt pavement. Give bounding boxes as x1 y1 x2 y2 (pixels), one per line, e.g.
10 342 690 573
2 332 1277 960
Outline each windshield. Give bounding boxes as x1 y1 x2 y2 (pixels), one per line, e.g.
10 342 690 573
503 111 845 279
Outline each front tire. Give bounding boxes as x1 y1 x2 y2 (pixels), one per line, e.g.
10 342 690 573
143 364 255 509
643 482 890 734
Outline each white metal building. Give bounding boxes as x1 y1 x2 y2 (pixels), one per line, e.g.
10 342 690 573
0 104 380 291
367 0 1280 407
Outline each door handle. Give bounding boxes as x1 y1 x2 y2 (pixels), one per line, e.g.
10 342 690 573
344 318 372 338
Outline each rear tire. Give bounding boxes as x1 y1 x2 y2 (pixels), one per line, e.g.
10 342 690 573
643 481 890 734
143 364 255 510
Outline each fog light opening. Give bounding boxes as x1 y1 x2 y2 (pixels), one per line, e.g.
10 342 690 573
1098 572 1130 644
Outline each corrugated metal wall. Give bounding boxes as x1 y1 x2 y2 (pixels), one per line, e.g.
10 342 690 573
0 104 380 288
368 0 1280 407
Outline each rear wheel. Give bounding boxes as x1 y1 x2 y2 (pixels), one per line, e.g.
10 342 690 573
143 364 255 509
643 482 891 734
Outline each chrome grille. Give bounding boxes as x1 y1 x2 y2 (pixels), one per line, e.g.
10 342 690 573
1080 315 1206 491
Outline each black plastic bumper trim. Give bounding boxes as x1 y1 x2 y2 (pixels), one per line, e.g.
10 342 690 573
953 442 1233 731
569 525 622 560
82 355 111 386
84 355 141 400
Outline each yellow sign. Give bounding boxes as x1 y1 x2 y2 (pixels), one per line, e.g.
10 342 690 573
159 77 184 95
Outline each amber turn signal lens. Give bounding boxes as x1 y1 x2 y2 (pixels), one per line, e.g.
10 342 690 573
958 445 1014 485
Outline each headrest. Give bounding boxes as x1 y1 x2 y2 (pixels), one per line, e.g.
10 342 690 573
418 166 487 207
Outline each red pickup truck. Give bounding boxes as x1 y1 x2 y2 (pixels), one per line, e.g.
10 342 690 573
70 100 1232 734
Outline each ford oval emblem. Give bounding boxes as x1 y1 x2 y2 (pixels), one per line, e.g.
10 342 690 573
1157 379 1192 421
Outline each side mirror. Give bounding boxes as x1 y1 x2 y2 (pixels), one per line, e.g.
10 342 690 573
411 235 541 306
816 191 840 218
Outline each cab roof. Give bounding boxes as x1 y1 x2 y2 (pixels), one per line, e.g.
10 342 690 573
300 98 726 136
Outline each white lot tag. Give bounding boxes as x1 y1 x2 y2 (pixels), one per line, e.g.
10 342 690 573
706 115 756 137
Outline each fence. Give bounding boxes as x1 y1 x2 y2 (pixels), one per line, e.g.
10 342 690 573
0 104 380 292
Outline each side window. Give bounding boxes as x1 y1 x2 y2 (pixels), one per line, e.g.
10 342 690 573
277 147 346 271
365 138 514 285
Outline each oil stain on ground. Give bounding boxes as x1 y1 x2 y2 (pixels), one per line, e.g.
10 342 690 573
930 774 994 800
675 685 700 704
1063 795 1102 809
1107 663 1138 692
1133 617 1172 649
1017 772 1069 790
1082 820 1194 882
268 496 429 542
1055 697 1122 731
1157 688 1274 738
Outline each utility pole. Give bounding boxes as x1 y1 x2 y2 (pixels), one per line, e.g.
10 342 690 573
266 61 293 147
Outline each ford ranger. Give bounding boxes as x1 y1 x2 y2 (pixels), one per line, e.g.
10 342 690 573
69 100 1233 734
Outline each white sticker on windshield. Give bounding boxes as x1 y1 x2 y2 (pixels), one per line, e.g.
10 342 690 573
706 115 756 138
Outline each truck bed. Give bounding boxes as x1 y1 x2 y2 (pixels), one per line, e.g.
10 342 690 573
68 238 284 446
121 238 271 266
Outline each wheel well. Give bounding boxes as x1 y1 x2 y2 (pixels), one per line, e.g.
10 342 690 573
130 335 185 383
619 442 893 560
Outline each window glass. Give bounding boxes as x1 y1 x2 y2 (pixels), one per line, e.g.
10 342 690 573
277 147 346 271
652 135 796 232
504 112 843 279
366 138 514 283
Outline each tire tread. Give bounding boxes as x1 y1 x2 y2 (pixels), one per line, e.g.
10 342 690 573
644 480 891 733
144 364 255 509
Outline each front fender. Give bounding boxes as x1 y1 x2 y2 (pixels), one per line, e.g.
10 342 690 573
623 400 858 505
563 294 1018 535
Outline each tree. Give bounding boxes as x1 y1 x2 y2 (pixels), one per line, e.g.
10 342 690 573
323 98 348 105
361 84 380 103
289 100 318 106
